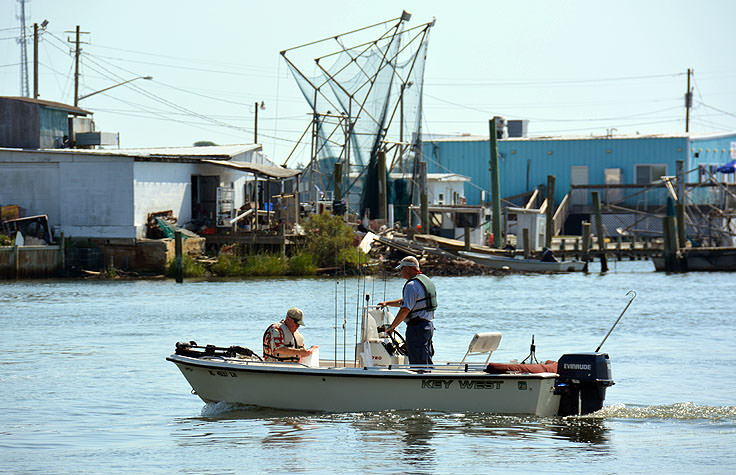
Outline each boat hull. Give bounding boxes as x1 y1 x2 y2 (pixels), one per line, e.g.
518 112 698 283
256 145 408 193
652 247 736 271
168 355 561 416
459 251 585 272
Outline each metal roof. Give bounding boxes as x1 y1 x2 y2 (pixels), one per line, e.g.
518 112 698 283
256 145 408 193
0 96 91 116
36 144 264 160
0 145 301 178
69 144 263 159
203 160 301 178
423 132 736 143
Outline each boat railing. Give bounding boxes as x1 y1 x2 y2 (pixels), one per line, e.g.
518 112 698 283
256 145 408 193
363 362 492 373
187 354 496 373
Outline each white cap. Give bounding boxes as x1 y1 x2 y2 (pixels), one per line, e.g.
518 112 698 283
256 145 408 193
395 256 420 270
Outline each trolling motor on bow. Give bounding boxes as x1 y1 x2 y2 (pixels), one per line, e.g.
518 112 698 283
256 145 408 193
553 290 636 416
174 341 263 361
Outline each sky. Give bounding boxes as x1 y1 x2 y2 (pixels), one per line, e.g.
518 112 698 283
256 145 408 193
1 0 735 168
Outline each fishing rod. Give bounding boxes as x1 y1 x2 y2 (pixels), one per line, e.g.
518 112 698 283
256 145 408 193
596 290 637 352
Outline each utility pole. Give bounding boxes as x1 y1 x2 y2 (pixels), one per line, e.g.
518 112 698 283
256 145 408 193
685 68 693 133
254 101 258 143
73 26 80 107
65 25 89 107
33 23 38 99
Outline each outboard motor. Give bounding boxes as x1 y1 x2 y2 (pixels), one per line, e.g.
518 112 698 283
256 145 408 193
555 353 614 416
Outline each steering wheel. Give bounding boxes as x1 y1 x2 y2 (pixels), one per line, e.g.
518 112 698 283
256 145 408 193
387 330 408 356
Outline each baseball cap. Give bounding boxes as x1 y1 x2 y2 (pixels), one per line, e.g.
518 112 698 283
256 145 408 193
395 256 420 270
286 307 305 325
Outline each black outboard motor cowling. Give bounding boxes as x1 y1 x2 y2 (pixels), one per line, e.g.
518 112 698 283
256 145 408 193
555 352 614 416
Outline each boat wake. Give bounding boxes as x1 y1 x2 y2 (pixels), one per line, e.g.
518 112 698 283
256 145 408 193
199 401 312 419
200 401 248 417
590 402 736 421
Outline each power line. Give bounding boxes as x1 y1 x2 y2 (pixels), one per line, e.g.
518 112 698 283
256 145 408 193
425 71 686 88
86 52 282 78
85 41 277 71
78 50 308 144
698 102 736 119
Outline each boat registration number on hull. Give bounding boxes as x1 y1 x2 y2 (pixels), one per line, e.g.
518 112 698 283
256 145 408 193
421 379 503 390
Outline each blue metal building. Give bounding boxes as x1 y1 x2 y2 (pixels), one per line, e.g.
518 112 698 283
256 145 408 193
422 132 736 209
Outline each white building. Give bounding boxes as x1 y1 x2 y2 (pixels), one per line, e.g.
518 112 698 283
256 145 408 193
0 144 300 240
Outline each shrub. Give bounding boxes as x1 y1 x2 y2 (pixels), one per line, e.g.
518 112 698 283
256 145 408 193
166 255 207 278
288 251 317 275
0 233 12 246
242 254 287 276
302 213 369 271
211 254 246 276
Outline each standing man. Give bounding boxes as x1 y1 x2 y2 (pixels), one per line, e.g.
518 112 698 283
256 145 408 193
263 307 316 362
378 256 437 365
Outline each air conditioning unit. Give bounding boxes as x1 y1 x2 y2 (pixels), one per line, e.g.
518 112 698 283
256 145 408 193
71 117 95 140
507 120 529 138
75 131 119 146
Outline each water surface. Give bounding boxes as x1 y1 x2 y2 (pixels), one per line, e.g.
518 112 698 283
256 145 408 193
1 260 734 473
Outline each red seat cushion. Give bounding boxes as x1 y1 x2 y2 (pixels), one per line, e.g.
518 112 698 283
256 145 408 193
485 360 558 374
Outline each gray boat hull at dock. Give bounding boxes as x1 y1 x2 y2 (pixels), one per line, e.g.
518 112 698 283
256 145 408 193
458 251 586 273
652 247 736 272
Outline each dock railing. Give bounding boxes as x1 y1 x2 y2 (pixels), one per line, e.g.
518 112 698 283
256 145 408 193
552 193 570 237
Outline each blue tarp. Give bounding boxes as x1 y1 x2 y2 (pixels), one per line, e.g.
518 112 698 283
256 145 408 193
716 159 736 174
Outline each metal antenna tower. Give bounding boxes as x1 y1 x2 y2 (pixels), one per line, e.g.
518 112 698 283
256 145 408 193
17 0 30 97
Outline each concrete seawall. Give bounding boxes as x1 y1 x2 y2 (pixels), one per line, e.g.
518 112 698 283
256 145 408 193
1 237 205 278
0 245 63 278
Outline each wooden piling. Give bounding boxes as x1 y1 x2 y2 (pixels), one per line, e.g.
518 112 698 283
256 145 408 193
489 119 502 248
377 151 387 220
662 216 680 272
630 234 637 260
419 161 429 231
280 222 286 258
591 191 609 272
522 228 530 260
676 202 686 248
13 244 19 279
59 232 65 275
582 221 591 265
175 230 183 283
464 225 471 250
545 175 555 249
333 162 343 202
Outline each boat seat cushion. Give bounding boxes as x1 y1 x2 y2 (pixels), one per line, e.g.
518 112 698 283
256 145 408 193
485 360 558 374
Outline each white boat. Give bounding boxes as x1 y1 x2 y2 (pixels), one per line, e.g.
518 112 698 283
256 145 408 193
168 308 613 416
458 250 586 273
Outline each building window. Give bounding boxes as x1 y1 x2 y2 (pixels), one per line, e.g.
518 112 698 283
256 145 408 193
635 164 666 184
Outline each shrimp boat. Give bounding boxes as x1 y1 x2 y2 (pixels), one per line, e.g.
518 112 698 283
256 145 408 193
167 307 614 416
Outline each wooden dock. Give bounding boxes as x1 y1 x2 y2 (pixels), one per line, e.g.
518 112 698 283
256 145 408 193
414 233 663 262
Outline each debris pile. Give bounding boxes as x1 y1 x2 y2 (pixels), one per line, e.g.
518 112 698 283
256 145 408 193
364 231 506 276
146 210 177 239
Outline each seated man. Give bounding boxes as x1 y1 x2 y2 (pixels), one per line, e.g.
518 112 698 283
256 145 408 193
262 307 316 362
540 247 558 262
